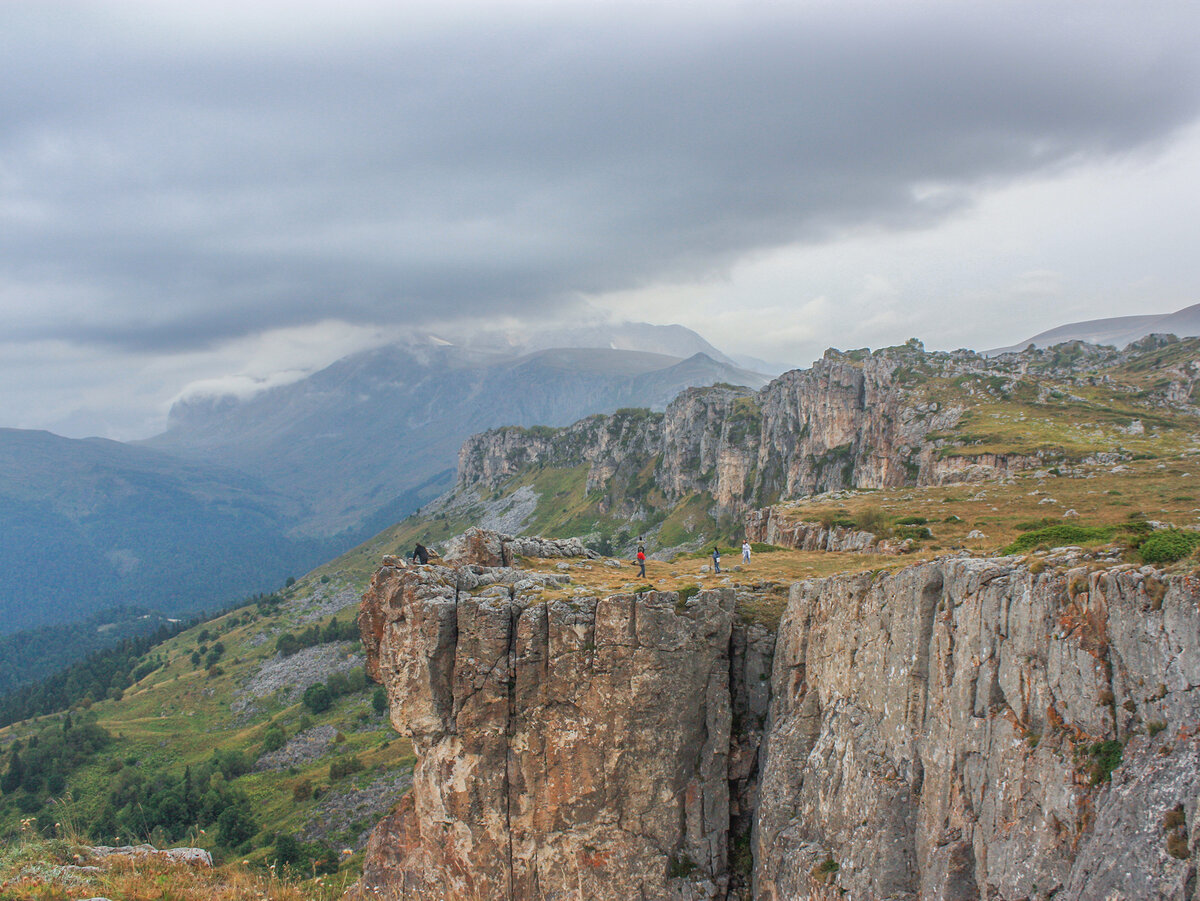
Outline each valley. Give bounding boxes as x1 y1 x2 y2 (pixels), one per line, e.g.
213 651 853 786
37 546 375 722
2 333 1200 898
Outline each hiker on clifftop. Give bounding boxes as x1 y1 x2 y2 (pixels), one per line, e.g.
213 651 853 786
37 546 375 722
712 546 721 574
413 542 430 565
636 546 646 578
742 540 752 564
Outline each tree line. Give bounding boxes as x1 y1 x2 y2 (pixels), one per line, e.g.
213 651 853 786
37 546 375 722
0 625 187 727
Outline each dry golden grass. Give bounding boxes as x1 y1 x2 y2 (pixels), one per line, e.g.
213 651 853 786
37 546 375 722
507 452 1200 625
770 455 1200 557
0 833 356 901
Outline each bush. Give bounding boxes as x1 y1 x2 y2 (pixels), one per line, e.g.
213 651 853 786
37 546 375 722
329 755 364 780
273 832 304 866
1140 530 1200 565
217 802 257 847
212 748 251 780
260 724 286 755
748 542 785 554
372 687 388 714
668 853 697 878
1004 524 1116 554
1088 740 1123 785
1167 832 1189 859
302 683 332 714
854 506 887 533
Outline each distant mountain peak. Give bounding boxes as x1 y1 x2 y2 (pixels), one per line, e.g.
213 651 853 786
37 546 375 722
989 302 1200 354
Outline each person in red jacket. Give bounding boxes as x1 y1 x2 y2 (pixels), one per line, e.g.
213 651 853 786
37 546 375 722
636 547 646 578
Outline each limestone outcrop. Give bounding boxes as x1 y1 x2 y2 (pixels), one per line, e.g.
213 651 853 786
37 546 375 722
358 559 737 900
440 527 598 567
456 342 1063 521
757 558 1200 901
358 549 1200 900
744 507 914 555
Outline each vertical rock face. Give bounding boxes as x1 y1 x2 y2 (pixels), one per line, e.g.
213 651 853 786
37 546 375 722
456 344 974 519
357 535 1200 901
358 560 736 900
757 559 1200 901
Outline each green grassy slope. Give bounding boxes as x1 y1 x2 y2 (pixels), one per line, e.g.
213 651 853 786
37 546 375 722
0 560 412 877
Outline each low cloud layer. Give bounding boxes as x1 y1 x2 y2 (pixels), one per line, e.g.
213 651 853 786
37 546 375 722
2 1 1199 437
3 1 1198 355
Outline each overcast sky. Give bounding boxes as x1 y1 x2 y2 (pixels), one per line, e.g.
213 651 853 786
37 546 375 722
3 0 1199 439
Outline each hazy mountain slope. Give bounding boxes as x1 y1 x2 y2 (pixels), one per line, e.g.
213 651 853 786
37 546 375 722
461 320 739 364
0 429 327 633
991 301 1200 353
146 343 767 538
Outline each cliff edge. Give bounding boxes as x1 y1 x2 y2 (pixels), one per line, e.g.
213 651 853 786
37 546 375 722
357 552 739 900
357 535 1200 900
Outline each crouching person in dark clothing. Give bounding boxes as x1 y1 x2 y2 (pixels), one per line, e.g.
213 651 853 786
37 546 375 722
413 542 430 565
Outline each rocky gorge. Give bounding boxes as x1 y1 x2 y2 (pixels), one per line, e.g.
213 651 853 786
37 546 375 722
354 529 1200 900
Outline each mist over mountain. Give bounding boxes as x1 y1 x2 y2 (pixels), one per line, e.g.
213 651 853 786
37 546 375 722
147 331 767 538
0 323 764 631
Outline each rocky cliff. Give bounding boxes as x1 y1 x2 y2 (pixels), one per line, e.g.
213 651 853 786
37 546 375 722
357 533 1200 900
756 555 1200 901
457 341 1054 522
357 556 746 900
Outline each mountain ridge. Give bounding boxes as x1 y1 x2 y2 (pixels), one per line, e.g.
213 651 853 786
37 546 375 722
990 301 1200 353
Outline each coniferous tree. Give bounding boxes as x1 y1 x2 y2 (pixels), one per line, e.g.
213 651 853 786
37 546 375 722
1 748 24 795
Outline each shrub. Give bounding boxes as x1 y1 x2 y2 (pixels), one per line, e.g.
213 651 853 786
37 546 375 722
329 755 364 780
748 542 784 554
216 802 257 848
302 683 332 714
212 748 251 780
854 506 887 533
1146 576 1167 609
1004 524 1116 554
1140 530 1199 565
274 832 304 866
260 724 286 755
894 515 927 525
326 672 351 698
372 687 389 714
1088 740 1123 785
811 854 840 884
730 833 753 877
1016 518 1059 532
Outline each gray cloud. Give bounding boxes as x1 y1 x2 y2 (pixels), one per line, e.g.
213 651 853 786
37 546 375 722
2 1 1199 353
